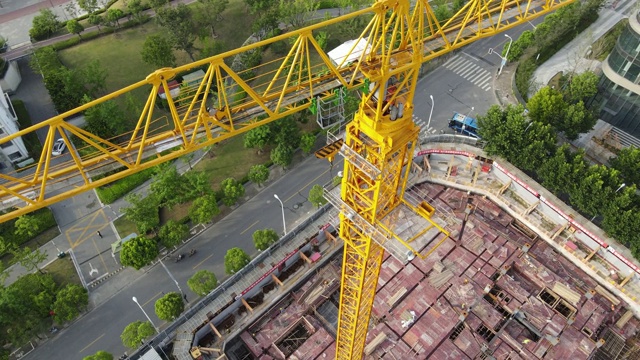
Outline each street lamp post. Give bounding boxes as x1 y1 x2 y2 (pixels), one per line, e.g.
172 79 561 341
616 183 626 193
427 95 434 130
132 296 159 333
274 194 286 235
158 259 186 301
498 34 513 76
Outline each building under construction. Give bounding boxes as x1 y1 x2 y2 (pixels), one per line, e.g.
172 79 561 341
183 148 640 360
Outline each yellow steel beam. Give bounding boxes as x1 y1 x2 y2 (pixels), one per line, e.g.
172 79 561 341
0 0 572 223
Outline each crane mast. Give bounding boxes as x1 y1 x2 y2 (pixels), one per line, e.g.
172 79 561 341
0 0 576 358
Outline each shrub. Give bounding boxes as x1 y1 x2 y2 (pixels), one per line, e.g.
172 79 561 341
95 167 157 204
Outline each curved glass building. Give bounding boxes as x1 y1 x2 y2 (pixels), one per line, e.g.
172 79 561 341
589 10 640 138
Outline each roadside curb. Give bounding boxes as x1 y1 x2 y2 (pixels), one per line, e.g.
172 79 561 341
88 266 125 288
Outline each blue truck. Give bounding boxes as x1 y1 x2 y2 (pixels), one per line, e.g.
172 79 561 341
448 112 480 138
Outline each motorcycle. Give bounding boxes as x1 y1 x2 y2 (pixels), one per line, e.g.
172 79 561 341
175 254 184 262
189 249 197 257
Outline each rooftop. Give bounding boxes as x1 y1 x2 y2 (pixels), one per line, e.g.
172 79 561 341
218 181 639 360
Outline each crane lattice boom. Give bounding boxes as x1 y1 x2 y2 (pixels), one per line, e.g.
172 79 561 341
0 0 574 358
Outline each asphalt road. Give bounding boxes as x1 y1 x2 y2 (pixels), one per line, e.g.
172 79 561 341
26 155 341 359
414 17 544 133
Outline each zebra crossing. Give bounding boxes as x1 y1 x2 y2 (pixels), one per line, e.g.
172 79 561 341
413 114 437 136
443 54 493 91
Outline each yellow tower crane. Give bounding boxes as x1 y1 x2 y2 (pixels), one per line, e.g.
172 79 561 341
0 0 573 358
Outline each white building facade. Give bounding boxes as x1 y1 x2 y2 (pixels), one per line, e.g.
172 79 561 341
0 84 29 170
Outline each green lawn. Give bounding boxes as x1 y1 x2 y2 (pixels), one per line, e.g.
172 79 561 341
194 136 271 186
45 256 83 287
113 216 138 239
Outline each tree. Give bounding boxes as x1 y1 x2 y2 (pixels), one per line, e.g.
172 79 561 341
569 165 622 217
12 246 47 274
120 236 159 270
30 9 60 40
308 184 327 208
182 170 211 201
52 284 88 322
0 273 57 345
561 101 596 140
150 165 184 208
272 117 301 148
248 164 269 187
123 193 160 234
159 220 189 248
156 4 197 61
610 146 640 188
252 228 279 250
221 177 245 206
88 13 104 32
189 193 221 224
83 60 107 97
83 96 127 140
106 8 124 27
141 34 177 68
121 321 156 349
66 19 84 38
527 86 566 126
187 270 218 296
195 0 229 38
502 30 534 62
44 67 86 113
299 133 315 154
83 350 114 360
127 0 147 23
563 70 599 104
278 0 318 29
244 125 273 153
224 247 251 274
14 215 41 238
78 0 99 14
154 292 184 321
538 145 581 194
271 143 294 169
477 104 556 171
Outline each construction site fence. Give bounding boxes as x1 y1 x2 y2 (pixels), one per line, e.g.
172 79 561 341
420 134 485 148
127 202 334 359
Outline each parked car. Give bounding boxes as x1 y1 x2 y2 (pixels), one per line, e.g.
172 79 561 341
52 139 66 156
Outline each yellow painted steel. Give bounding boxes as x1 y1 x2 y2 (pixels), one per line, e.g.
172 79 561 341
0 0 575 357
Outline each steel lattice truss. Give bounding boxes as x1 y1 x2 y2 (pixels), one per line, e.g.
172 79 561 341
0 0 572 223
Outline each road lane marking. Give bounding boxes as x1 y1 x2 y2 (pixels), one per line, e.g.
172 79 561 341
284 164 339 203
79 333 105 353
193 252 214 270
240 220 260 235
91 238 108 274
142 291 163 306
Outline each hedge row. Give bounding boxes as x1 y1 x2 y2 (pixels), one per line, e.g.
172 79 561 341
0 207 57 250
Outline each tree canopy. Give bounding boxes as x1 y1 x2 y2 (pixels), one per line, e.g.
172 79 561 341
159 220 189 248
30 9 60 41
156 4 197 61
121 321 156 349
609 146 640 188
123 193 160 234
248 164 269 186
309 184 328 208
83 350 113 360
155 292 185 321
120 236 159 270
53 284 89 322
187 270 218 296
189 193 220 224
252 228 279 250
141 34 177 68
477 104 556 171
221 178 245 206
224 247 251 274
